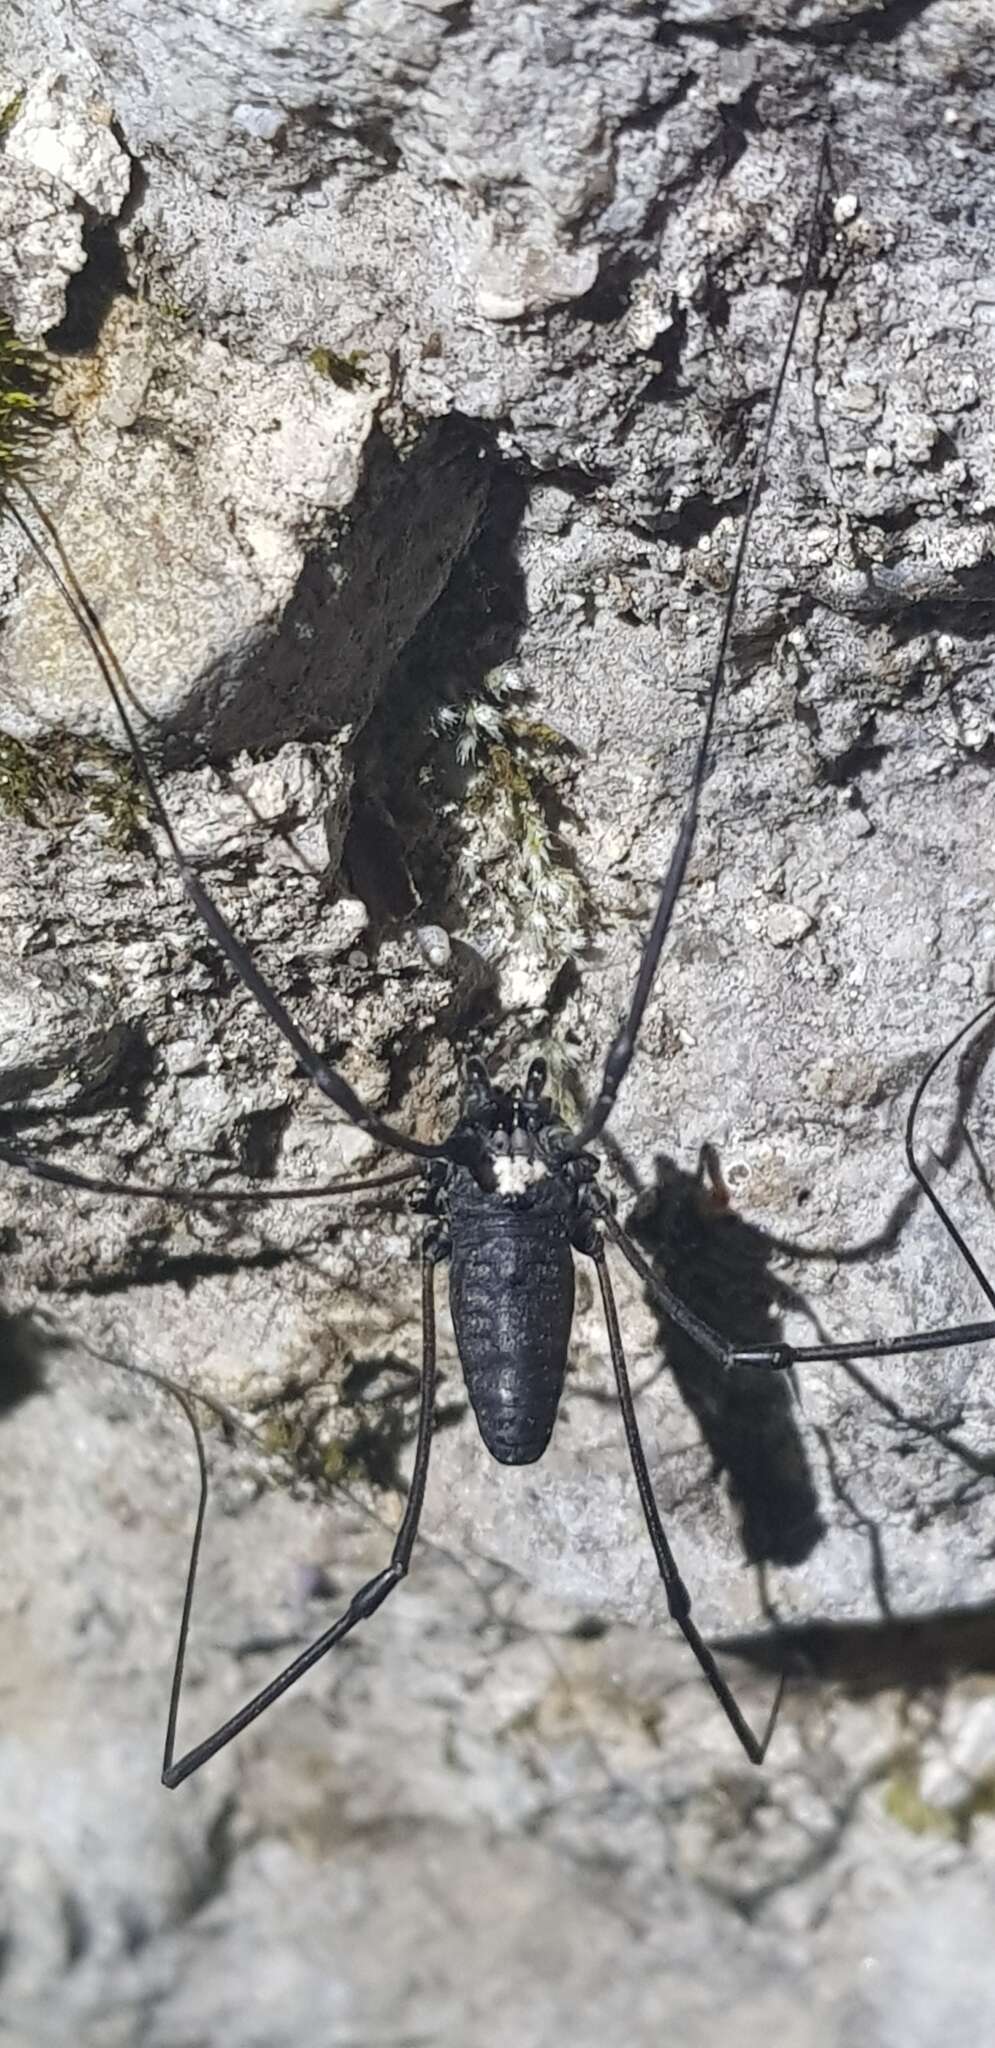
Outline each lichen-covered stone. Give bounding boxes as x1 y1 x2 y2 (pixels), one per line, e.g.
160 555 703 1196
2 4 995 2042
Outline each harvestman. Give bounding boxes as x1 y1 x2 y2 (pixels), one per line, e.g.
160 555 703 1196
4 140 995 1787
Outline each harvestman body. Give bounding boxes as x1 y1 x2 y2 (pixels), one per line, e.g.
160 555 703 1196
5 139 995 1788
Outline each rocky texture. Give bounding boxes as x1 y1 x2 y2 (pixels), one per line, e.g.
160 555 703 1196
2 3 995 2043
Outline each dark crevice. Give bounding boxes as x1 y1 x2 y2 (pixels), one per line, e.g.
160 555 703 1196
177 1797 239 1920
928 428 961 472
61 1887 90 1967
350 116 402 171
654 15 750 56
47 221 132 356
170 414 494 760
544 955 583 1029
329 1359 468 1493
339 1351 420 1406
482 953 586 1085
518 458 607 498
342 447 530 940
817 559 995 644
341 796 419 925
289 100 401 173
636 298 688 405
891 585 995 646
0 1022 157 1128
0 1313 47 1410
803 0 940 49
708 84 764 181
654 0 938 53
818 719 889 788
614 71 699 139
731 603 806 681
234 1104 294 1180
572 250 645 328
695 268 731 332
857 505 921 539
569 1612 611 1642
564 107 752 335
666 485 747 549
381 953 501 1115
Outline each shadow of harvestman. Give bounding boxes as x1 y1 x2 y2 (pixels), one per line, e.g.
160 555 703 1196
582 1008 995 1689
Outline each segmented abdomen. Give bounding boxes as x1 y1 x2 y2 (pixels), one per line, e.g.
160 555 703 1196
448 1200 575 1465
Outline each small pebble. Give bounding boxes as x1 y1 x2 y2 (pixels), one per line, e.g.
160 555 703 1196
416 925 451 971
764 903 814 948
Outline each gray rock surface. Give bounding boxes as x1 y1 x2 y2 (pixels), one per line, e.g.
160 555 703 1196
2 3 995 2043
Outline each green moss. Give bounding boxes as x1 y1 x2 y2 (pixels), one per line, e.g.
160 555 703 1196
256 1415 299 1459
504 712 570 750
318 1439 350 1485
464 735 586 945
884 1760 995 1845
0 733 39 818
435 662 587 950
883 1768 959 1840
0 326 141 842
255 1402 401 1495
0 731 77 823
0 728 142 845
88 749 144 850
963 1772 995 1825
0 314 53 482
308 346 368 391
0 89 25 139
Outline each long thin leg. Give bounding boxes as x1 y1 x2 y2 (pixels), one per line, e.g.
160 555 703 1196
904 992 995 1310
161 1250 438 1788
0 1142 417 1206
8 486 451 1167
594 1247 782 1764
573 137 831 1151
602 1206 995 1372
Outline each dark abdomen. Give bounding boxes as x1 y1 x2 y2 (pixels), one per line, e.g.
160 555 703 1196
448 1186 575 1466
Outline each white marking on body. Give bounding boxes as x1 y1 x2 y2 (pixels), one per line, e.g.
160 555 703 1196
493 1154 547 1196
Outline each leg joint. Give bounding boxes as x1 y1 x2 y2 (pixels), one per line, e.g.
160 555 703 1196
349 1565 402 1622
667 1576 691 1624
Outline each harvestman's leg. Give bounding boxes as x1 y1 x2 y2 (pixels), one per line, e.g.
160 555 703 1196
161 1248 438 1789
593 1247 782 1764
9 486 451 1169
600 1208 995 1372
598 995 995 1374
903 991 995 1311
571 137 832 1155
0 1144 418 1206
